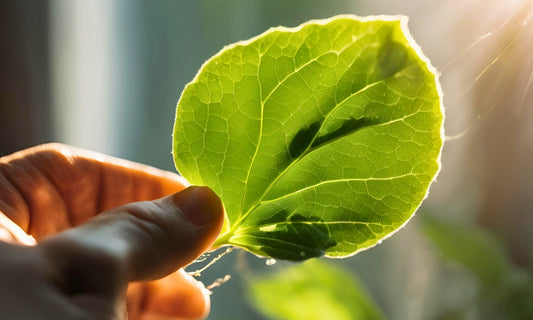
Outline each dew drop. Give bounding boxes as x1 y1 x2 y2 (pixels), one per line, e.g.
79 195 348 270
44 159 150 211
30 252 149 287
265 258 277 266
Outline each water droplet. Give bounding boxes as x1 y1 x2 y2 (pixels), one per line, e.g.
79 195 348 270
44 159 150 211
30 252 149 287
265 258 277 266
377 239 383 245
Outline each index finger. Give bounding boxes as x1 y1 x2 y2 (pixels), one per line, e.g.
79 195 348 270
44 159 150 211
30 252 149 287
0 143 188 240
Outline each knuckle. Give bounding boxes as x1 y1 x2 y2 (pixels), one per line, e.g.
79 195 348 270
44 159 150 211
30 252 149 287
122 201 179 247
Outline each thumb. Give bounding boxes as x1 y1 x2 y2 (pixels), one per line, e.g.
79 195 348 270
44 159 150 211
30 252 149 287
39 186 224 295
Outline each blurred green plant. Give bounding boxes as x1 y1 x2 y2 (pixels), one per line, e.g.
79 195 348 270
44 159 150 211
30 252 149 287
246 259 386 320
420 215 533 319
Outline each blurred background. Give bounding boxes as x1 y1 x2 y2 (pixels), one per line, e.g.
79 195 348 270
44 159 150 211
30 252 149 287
1 0 531 319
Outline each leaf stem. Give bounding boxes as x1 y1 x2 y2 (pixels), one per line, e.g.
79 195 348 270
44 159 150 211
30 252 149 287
213 232 233 248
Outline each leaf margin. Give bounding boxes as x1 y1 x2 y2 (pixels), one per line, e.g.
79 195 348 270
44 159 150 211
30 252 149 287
172 14 445 259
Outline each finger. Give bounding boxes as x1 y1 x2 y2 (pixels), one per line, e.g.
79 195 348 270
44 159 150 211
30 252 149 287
0 241 83 319
40 185 223 280
128 270 210 320
39 186 223 319
0 143 188 239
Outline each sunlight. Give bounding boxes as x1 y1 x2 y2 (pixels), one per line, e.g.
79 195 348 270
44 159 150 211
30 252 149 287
443 0 533 141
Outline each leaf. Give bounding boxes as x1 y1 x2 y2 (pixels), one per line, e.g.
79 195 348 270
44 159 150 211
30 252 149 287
420 214 512 288
173 15 443 260
247 259 386 320
421 215 533 319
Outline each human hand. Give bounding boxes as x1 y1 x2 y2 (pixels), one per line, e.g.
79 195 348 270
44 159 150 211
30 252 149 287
0 143 224 320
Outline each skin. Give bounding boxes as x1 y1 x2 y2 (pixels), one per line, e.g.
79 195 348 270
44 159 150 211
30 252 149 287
0 143 225 320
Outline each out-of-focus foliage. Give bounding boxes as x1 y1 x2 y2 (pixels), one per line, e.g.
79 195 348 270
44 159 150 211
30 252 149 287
421 215 533 319
247 259 385 320
421 214 511 287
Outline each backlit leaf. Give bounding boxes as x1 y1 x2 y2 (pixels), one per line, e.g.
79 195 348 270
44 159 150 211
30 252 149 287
173 15 443 260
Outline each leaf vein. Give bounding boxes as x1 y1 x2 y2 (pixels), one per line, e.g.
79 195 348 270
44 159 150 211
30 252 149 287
260 172 419 205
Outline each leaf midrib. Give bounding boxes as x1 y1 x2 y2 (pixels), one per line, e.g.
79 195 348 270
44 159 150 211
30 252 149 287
229 68 413 236
238 30 372 216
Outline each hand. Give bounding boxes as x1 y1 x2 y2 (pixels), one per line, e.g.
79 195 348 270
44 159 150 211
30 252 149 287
0 143 224 320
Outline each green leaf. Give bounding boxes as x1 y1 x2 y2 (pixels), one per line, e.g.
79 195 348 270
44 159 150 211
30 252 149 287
420 215 512 288
173 15 443 260
421 215 533 319
247 259 386 320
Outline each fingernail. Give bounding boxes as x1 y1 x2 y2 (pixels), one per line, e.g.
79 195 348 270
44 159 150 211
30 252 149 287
172 186 223 227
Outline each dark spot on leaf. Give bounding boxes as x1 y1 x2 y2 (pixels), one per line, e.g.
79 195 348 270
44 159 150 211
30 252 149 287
312 117 379 148
377 41 407 79
288 213 314 222
252 211 337 261
288 121 321 158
